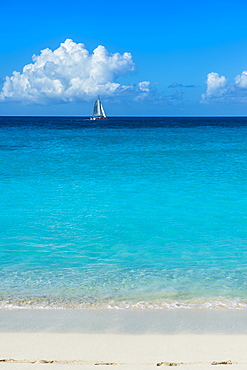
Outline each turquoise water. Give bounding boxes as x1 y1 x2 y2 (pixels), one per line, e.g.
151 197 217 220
1 117 247 308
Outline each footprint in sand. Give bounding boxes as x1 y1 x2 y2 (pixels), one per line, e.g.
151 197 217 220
157 362 182 366
211 360 235 365
95 363 119 366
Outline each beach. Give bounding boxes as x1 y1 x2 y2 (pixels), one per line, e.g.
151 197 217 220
1 309 247 369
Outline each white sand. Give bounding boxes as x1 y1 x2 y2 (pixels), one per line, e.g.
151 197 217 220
0 309 247 369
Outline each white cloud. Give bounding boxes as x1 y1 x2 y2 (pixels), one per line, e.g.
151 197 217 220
138 81 150 92
202 70 247 103
201 72 228 101
0 39 150 104
235 70 247 89
133 81 151 101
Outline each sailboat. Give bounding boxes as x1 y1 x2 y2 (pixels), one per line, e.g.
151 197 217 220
90 96 107 120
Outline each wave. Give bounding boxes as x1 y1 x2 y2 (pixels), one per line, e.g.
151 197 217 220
1 297 247 310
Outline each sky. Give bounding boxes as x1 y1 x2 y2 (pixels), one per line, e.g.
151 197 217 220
1 0 247 116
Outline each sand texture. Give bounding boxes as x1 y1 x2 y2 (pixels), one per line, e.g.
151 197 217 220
0 309 247 369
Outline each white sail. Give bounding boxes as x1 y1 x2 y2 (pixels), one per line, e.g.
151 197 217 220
93 99 101 117
91 96 107 119
100 102 106 118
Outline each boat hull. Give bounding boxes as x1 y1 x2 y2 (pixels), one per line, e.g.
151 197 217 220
90 117 107 120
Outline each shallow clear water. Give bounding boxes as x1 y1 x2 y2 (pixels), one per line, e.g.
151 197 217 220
1 116 247 308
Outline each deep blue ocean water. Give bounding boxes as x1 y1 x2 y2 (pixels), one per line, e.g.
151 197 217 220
1 116 247 309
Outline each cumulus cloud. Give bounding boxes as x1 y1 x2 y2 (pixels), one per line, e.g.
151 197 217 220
202 70 247 102
235 70 247 89
133 81 151 101
138 81 150 92
201 72 228 101
0 39 149 104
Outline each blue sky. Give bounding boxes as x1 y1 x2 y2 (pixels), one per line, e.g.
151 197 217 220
1 0 247 116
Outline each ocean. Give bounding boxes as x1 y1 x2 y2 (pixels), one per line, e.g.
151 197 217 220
1 116 247 309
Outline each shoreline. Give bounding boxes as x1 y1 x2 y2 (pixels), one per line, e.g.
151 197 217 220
1 297 247 310
0 309 247 369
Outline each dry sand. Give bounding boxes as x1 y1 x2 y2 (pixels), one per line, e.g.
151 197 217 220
0 309 247 369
